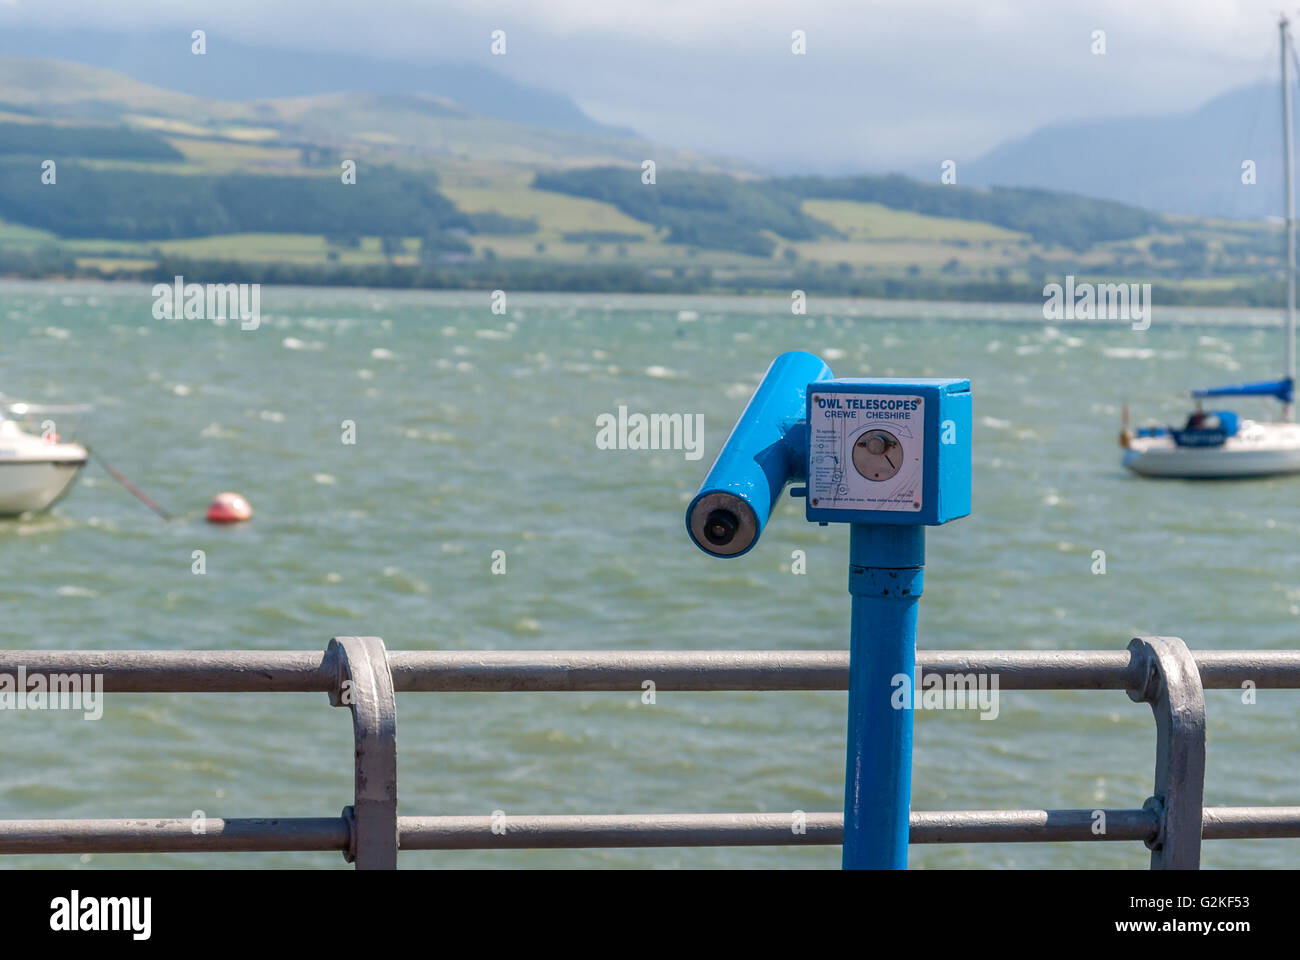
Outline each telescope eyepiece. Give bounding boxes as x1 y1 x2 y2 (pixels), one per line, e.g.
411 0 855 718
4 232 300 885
703 509 739 546
687 491 760 557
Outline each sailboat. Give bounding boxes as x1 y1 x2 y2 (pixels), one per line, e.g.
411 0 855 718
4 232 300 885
1122 17 1300 479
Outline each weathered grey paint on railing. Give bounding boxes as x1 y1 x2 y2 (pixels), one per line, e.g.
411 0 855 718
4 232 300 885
1128 637 1207 869
396 809 1163 849
327 637 398 869
0 650 330 691
1 807 1296 854
4 648 1300 692
0 818 349 853
1 641 1298 868
1201 806 1300 839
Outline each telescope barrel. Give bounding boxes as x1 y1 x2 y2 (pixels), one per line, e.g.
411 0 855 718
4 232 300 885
686 350 833 557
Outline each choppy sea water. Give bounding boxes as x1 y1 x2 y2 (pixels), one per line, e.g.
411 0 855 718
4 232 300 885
1 280 1297 869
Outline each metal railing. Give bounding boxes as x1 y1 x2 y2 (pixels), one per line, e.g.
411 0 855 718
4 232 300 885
2 637 1299 868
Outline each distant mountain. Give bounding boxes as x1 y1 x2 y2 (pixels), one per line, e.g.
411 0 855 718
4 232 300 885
964 82 1293 220
0 59 241 122
0 57 741 172
0 27 633 140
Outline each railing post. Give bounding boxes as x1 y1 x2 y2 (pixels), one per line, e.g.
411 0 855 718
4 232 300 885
327 636 398 869
1126 636 1206 870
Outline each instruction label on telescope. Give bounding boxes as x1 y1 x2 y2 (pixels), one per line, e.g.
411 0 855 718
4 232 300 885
807 392 924 512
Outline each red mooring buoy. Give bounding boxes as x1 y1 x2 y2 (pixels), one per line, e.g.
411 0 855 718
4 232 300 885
206 491 252 524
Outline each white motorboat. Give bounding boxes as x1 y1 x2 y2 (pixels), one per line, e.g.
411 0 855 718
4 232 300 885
0 415 89 516
1122 17 1300 480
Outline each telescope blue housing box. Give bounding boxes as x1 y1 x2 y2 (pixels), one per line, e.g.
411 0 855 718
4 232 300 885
805 378 971 527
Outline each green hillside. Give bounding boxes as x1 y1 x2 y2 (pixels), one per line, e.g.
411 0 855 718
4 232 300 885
0 121 183 160
0 56 1288 306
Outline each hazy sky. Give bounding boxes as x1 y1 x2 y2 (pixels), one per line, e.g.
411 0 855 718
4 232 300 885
1 0 1294 172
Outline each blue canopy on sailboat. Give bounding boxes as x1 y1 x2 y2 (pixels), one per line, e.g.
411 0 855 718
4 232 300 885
1172 410 1238 447
1191 377 1293 403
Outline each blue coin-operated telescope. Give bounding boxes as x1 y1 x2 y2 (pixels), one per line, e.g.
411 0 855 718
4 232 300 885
686 350 972 869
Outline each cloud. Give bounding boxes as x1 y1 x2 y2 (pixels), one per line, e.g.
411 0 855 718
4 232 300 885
0 0 1293 171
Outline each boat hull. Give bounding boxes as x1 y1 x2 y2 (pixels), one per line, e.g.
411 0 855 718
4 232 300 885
1123 421 1300 478
0 458 86 515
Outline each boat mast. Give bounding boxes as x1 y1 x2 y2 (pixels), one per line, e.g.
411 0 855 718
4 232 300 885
1283 16 1296 420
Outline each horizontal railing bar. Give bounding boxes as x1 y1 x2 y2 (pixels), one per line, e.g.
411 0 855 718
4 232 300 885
389 650 1153 691
400 812 844 848
1187 651 1300 688
2 650 1299 692
1201 806 1300 839
0 817 348 853
398 810 1158 848
2 807 1295 854
922 652 1140 691
0 651 330 692
911 808 1159 844
388 650 851 691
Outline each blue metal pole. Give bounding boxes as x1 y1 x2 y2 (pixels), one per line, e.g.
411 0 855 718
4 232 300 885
843 523 925 870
